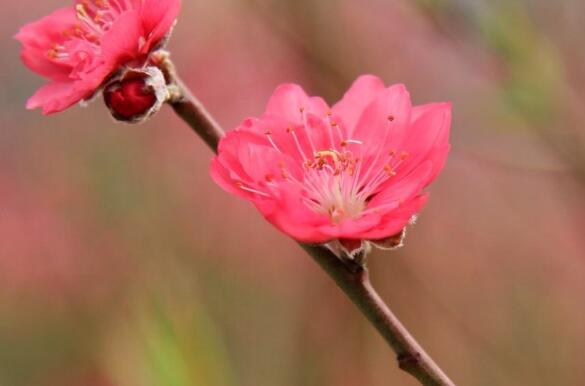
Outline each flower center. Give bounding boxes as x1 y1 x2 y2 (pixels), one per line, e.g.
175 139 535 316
258 110 410 223
303 149 364 222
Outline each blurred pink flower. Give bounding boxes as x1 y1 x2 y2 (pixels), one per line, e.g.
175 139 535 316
15 0 181 115
211 75 451 250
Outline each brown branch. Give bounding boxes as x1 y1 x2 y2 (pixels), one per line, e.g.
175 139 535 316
162 60 455 386
302 245 455 386
169 77 225 151
155 52 225 150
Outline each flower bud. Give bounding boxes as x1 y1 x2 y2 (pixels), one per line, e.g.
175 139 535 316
103 67 168 123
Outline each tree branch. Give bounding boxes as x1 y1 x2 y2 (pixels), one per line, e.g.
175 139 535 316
302 244 454 386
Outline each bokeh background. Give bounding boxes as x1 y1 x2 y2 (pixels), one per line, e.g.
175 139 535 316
2 0 585 385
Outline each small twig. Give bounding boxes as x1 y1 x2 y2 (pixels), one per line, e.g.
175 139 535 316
156 52 225 149
160 58 456 386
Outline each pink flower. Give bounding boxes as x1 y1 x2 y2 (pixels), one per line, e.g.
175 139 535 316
211 75 451 251
15 0 181 115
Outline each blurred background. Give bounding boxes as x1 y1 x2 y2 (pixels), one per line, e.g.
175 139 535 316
2 0 585 385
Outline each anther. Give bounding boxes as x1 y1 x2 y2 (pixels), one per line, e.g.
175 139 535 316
384 165 397 176
277 160 290 179
400 151 409 160
265 130 281 152
387 115 395 122
75 4 93 22
46 47 58 59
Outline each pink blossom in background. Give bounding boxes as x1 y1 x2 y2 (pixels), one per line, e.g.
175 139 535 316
211 75 451 250
15 0 181 115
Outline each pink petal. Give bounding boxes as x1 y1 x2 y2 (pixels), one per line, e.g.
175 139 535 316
361 194 429 240
409 102 452 149
332 74 386 133
258 183 332 243
222 119 286 179
141 0 182 50
345 84 413 185
210 157 255 200
211 128 302 202
425 144 451 186
15 7 78 81
245 113 327 165
352 84 412 151
238 143 301 185
101 10 143 65
26 81 93 115
318 212 384 240
367 161 433 209
215 130 265 186
264 84 329 125
395 102 451 180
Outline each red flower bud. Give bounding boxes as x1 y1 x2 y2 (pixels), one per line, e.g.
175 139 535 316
107 79 156 118
103 67 168 123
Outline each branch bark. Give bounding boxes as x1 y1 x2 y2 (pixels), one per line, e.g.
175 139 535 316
302 244 455 386
163 61 456 386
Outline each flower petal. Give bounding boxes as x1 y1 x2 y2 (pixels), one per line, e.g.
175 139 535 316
264 84 329 125
141 0 182 50
352 83 412 151
101 10 143 65
361 193 429 240
396 102 452 181
332 74 386 134
26 81 93 115
367 161 433 210
318 212 384 240
15 7 78 82
258 183 332 242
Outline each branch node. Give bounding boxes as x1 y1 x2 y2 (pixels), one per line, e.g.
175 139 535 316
398 351 423 371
